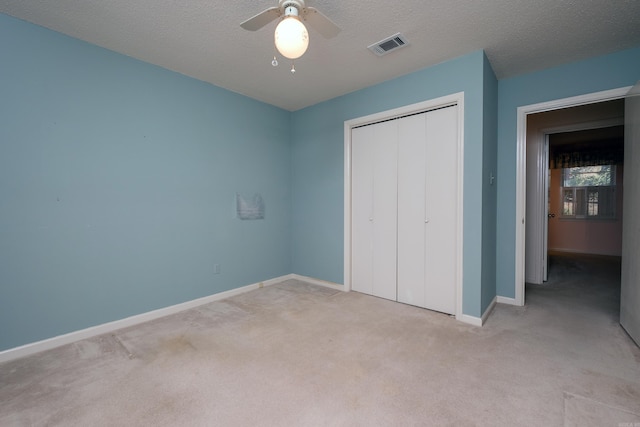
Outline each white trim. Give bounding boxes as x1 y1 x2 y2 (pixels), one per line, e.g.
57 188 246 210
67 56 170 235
458 314 483 327
543 135 550 282
460 296 498 326
343 121 353 292
515 101 526 305
483 297 498 324
496 296 518 305
455 96 465 322
514 86 631 307
344 92 465 320
0 275 292 363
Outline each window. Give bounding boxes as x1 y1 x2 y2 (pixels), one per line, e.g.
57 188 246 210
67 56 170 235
561 165 616 219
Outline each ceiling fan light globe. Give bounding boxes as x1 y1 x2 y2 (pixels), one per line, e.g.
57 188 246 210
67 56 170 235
274 17 309 59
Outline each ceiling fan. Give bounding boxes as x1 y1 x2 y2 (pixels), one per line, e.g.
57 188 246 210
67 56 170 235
240 0 340 71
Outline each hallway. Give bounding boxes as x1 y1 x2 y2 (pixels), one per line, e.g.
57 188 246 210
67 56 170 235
511 251 639 425
530 252 622 324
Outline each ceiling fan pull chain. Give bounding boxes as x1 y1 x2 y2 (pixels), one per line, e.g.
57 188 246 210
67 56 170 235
291 61 296 73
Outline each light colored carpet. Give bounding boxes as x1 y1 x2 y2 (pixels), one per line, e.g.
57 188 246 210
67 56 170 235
1 254 639 426
564 392 640 427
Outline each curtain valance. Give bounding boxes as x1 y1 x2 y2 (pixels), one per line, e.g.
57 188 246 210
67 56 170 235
551 147 623 169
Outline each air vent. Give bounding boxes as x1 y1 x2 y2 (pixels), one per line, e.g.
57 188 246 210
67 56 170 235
368 33 409 56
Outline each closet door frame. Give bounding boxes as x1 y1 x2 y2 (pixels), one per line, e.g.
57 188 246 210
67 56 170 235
344 92 465 321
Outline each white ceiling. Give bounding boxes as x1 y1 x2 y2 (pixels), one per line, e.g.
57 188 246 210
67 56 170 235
1 0 639 111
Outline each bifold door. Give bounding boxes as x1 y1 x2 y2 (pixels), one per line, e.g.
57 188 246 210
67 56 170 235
351 105 458 315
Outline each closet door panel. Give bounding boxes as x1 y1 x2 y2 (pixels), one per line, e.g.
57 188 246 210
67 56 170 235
351 121 398 301
397 113 427 307
424 106 458 314
351 125 374 295
370 120 398 300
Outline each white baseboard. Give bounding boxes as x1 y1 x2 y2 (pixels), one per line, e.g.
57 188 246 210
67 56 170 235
2 273 501 363
496 296 519 306
458 314 483 327
482 297 498 324
0 275 292 364
457 296 497 327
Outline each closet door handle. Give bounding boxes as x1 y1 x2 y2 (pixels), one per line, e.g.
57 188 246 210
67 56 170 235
425 219 429 223
369 217 373 221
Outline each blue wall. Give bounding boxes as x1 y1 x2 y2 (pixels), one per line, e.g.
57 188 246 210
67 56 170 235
290 50 492 317
496 47 640 298
481 55 498 313
0 14 292 351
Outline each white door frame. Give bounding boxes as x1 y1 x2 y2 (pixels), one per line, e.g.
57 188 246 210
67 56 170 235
514 86 631 305
344 92 465 320
543 135 550 282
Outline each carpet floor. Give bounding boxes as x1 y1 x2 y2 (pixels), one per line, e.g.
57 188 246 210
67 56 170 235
1 253 639 426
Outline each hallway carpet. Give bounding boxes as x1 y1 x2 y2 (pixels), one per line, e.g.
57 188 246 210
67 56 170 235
1 255 639 426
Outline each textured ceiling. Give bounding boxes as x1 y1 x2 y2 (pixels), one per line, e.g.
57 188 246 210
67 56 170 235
1 0 640 111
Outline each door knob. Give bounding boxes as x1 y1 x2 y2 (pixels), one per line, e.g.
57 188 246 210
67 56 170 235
548 213 555 218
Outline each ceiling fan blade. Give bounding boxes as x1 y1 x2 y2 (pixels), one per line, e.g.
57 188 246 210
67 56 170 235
240 7 281 31
303 7 341 38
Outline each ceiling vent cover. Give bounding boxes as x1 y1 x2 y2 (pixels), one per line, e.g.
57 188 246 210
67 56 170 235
368 33 409 56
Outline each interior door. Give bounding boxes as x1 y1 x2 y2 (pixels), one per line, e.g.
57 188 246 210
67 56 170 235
620 81 640 346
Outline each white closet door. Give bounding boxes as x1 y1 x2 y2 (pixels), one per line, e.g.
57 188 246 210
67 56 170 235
397 113 428 307
351 121 398 301
424 105 458 314
397 106 457 314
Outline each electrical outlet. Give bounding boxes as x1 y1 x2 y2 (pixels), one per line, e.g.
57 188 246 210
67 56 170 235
213 264 220 274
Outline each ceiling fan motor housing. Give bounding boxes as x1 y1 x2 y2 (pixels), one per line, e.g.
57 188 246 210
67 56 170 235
281 0 305 16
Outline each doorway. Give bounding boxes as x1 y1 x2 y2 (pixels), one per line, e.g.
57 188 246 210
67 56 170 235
514 87 631 306
525 104 625 285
